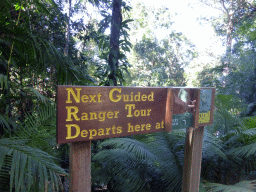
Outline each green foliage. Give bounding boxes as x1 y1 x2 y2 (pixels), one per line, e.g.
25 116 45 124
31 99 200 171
128 34 196 86
127 3 197 87
0 74 7 89
92 128 226 191
0 0 97 190
129 3 172 37
0 0 94 86
200 93 256 188
90 0 132 86
185 51 223 88
0 104 68 191
0 138 66 192
205 180 256 192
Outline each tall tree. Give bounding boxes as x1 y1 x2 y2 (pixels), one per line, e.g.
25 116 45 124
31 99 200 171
94 0 132 86
200 0 256 54
64 0 72 56
108 0 122 86
127 3 197 87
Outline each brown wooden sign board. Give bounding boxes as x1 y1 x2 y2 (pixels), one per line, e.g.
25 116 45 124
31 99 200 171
57 86 168 144
57 86 215 144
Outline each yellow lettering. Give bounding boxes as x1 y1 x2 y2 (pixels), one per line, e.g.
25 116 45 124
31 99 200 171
117 126 122 134
66 124 80 139
109 88 122 102
156 122 161 129
140 109 147 116
128 123 134 132
89 129 97 139
97 93 102 102
98 112 106 121
134 92 141 101
141 94 147 101
89 95 96 102
148 92 154 101
112 125 116 134
107 111 114 119
147 109 152 116
114 111 119 118
81 130 88 137
123 95 129 102
66 106 80 121
146 124 151 130
106 127 111 135
141 124 145 131
134 110 140 117
98 128 105 136
81 113 88 120
161 121 164 128
135 124 140 131
125 104 135 117
81 95 89 102
90 112 97 120
130 92 134 101
66 88 81 103
80 93 102 103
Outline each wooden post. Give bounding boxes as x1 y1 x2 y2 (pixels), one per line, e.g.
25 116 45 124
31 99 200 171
182 126 204 192
70 141 91 192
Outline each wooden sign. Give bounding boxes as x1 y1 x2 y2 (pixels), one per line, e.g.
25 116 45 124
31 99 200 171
198 88 215 126
57 86 171 144
57 86 215 144
57 86 215 192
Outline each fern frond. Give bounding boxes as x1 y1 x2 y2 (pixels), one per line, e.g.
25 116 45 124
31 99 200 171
205 180 256 192
0 74 7 89
203 129 227 160
99 137 157 161
0 138 67 192
228 142 256 158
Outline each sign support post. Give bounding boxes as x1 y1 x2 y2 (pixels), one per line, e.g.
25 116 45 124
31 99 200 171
182 126 204 192
69 141 91 192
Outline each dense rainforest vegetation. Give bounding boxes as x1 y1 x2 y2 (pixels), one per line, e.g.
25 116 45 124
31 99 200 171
1 0 256 191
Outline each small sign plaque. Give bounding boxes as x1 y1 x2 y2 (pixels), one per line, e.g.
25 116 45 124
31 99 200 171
198 88 215 126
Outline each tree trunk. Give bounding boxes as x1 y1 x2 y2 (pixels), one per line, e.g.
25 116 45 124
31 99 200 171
64 0 71 56
108 0 122 86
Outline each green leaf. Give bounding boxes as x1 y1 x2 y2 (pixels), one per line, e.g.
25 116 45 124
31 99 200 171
228 142 256 157
121 19 134 25
205 180 256 192
0 74 7 89
0 137 67 191
0 146 8 170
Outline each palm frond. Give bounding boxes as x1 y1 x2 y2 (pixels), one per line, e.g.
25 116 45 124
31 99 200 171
203 128 227 160
145 132 184 192
17 104 57 153
23 87 54 104
0 103 68 191
98 137 157 161
93 143 156 192
1 24 93 85
205 180 256 192
227 142 256 158
0 114 19 135
0 74 7 89
0 138 68 192
224 127 256 147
